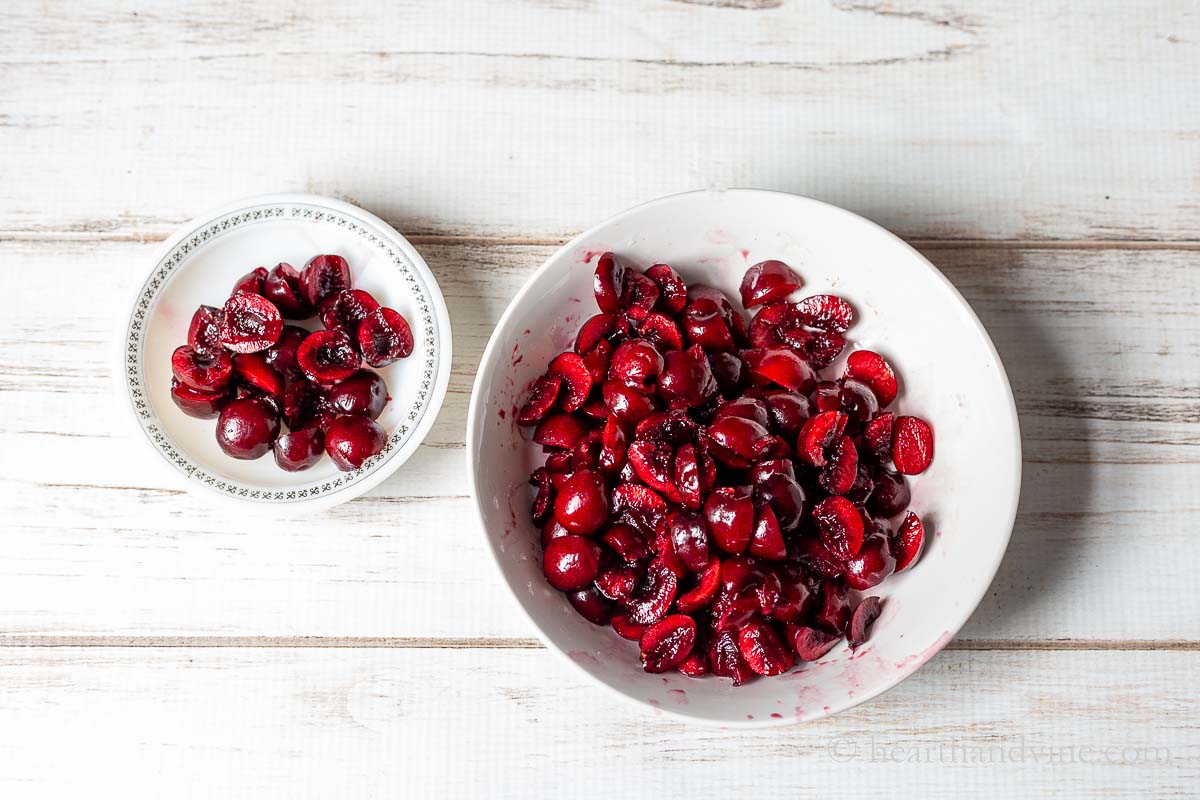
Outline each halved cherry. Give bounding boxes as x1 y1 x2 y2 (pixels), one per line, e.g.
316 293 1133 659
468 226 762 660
273 428 325 471
171 345 232 391
517 376 562 426
759 389 811 436
640 614 697 673
611 483 668 532
627 438 680 500
620 271 659 322
704 486 754 554
754 473 805 532
232 352 282 397
704 415 769 467
568 586 615 625
581 341 613 385
170 378 230 419
575 313 618 353
639 312 684 351
593 252 626 313
533 412 590 449
819 434 859 495
682 301 734 352
792 294 854 333
357 307 414 367
263 325 307 375
607 340 662 393
673 443 702 509
848 595 883 649
667 511 710 574
749 503 786 561
297 329 361 384
623 559 678 625
657 344 718 408
868 468 911 518
892 415 935 474
782 328 847 369
845 349 898 407
299 254 352 308
893 510 926 572
318 289 380 334
739 260 802 308
676 651 709 677
646 263 687 315
862 412 894 463
547 351 594 411
611 613 647 641
552 469 609 535
231 266 268 296
596 563 639 602
187 305 224 355
709 629 753 686
542 534 602 591
763 569 814 623
602 522 650 563
529 467 555 523
262 262 312 319
738 618 794 676
219 292 283 353
747 457 794 485
602 379 659 423
597 416 629 474
795 534 845 578
675 558 722 612
844 533 896 590
813 495 865 560
744 347 817 393
787 624 841 661
796 410 848 467
814 580 852 635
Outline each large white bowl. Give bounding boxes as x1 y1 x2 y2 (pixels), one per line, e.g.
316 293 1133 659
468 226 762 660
119 193 452 512
467 189 1020 725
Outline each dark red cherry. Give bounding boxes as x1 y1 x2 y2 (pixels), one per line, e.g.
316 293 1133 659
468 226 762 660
231 266 268 296
297 330 361 384
324 414 387 470
219 293 283 353
318 289 380 335
552 469 609 536
170 378 231 419
215 397 281 460
357 308 414 367
171 345 232 392
273 428 325 471
542 535 602 591
262 262 313 319
187 305 223 355
326 370 388 419
299 254 352 308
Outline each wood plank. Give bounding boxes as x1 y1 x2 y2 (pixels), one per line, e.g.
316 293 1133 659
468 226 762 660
0 1 1197 240
0 239 1197 641
0 646 1194 797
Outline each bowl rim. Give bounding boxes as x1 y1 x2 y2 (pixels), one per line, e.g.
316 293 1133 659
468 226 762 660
113 191 453 513
466 188 1022 726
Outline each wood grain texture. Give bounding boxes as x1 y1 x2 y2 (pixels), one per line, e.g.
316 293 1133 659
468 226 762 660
0 238 1196 642
0 1 1197 241
0 647 1195 798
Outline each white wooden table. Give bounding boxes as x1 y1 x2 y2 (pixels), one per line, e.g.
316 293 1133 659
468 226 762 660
2 1 1198 796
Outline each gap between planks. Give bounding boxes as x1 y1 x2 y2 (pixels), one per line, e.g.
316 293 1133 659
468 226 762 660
3 229 1200 251
0 636 1194 651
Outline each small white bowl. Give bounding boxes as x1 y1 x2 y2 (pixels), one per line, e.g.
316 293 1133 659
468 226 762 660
119 193 452 512
467 189 1020 725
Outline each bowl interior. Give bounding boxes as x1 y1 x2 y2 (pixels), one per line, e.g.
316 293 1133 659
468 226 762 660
469 190 1019 724
128 199 446 504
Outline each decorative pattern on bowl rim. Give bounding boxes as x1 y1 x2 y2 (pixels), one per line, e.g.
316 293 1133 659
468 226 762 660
124 202 439 502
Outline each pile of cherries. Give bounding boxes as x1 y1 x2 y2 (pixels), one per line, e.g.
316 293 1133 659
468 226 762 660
169 255 414 472
518 254 934 682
